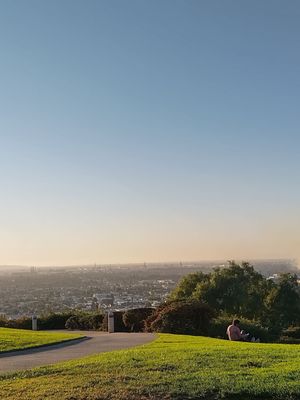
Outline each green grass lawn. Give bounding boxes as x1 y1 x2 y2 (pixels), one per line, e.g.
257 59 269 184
1 334 300 399
0 327 82 353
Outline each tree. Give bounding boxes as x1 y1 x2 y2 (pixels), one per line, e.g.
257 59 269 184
168 261 300 333
169 261 271 321
169 272 209 301
266 273 300 329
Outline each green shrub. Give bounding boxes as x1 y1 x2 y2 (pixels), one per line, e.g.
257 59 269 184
0 315 9 327
65 316 80 330
145 300 215 335
278 326 300 343
282 326 300 339
0 313 75 330
208 316 274 342
0 311 104 331
39 312 75 330
6 317 32 330
122 308 154 332
279 336 300 344
65 312 104 330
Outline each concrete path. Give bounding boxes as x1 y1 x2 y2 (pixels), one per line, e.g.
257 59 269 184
0 331 156 374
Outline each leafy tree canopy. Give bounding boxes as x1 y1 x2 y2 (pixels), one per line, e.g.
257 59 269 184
266 273 300 329
169 261 300 328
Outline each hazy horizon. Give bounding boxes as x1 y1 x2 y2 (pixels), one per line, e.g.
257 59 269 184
1 1 300 266
0 258 298 270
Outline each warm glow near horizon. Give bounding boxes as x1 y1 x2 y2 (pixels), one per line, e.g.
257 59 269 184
0 211 299 267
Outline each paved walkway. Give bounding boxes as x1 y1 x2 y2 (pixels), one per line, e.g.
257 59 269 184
0 331 156 374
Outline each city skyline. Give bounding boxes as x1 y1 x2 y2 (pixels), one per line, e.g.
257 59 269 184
1 1 300 266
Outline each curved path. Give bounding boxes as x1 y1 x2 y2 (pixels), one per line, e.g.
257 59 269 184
0 331 156 374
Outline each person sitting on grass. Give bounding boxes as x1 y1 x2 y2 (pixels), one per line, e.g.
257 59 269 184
226 319 249 341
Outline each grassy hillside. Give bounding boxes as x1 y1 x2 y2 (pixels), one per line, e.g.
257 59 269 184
1 334 300 399
0 327 82 352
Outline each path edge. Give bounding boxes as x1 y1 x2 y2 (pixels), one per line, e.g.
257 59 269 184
0 335 87 357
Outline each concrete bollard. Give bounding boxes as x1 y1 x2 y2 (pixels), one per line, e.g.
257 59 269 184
108 311 114 333
32 315 38 331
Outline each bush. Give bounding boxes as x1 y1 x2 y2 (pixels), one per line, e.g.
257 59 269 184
0 315 9 327
65 312 104 330
122 308 154 332
145 300 215 335
5 316 32 330
65 316 81 330
38 312 75 330
279 336 300 344
282 326 300 339
279 326 300 343
207 316 274 342
0 311 104 331
0 312 79 330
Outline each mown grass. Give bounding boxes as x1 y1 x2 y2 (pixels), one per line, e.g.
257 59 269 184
0 327 82 352
1 334 300 399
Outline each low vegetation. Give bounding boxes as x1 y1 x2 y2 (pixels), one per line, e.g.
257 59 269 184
1 334 300 399
65 313 104 330
145 300 215 335
0 327 82 353
0 311 109 332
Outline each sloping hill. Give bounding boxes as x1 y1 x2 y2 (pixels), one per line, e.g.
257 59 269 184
0 327 82 353
1 334 300 399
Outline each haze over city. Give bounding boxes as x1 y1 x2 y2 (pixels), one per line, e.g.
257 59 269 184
1 1 300 266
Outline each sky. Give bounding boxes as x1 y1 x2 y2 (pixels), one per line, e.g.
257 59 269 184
0 0 300 266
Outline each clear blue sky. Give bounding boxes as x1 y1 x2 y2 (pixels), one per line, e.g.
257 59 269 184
0 0 299 265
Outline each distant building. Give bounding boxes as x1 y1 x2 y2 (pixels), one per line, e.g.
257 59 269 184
94 293 114 306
